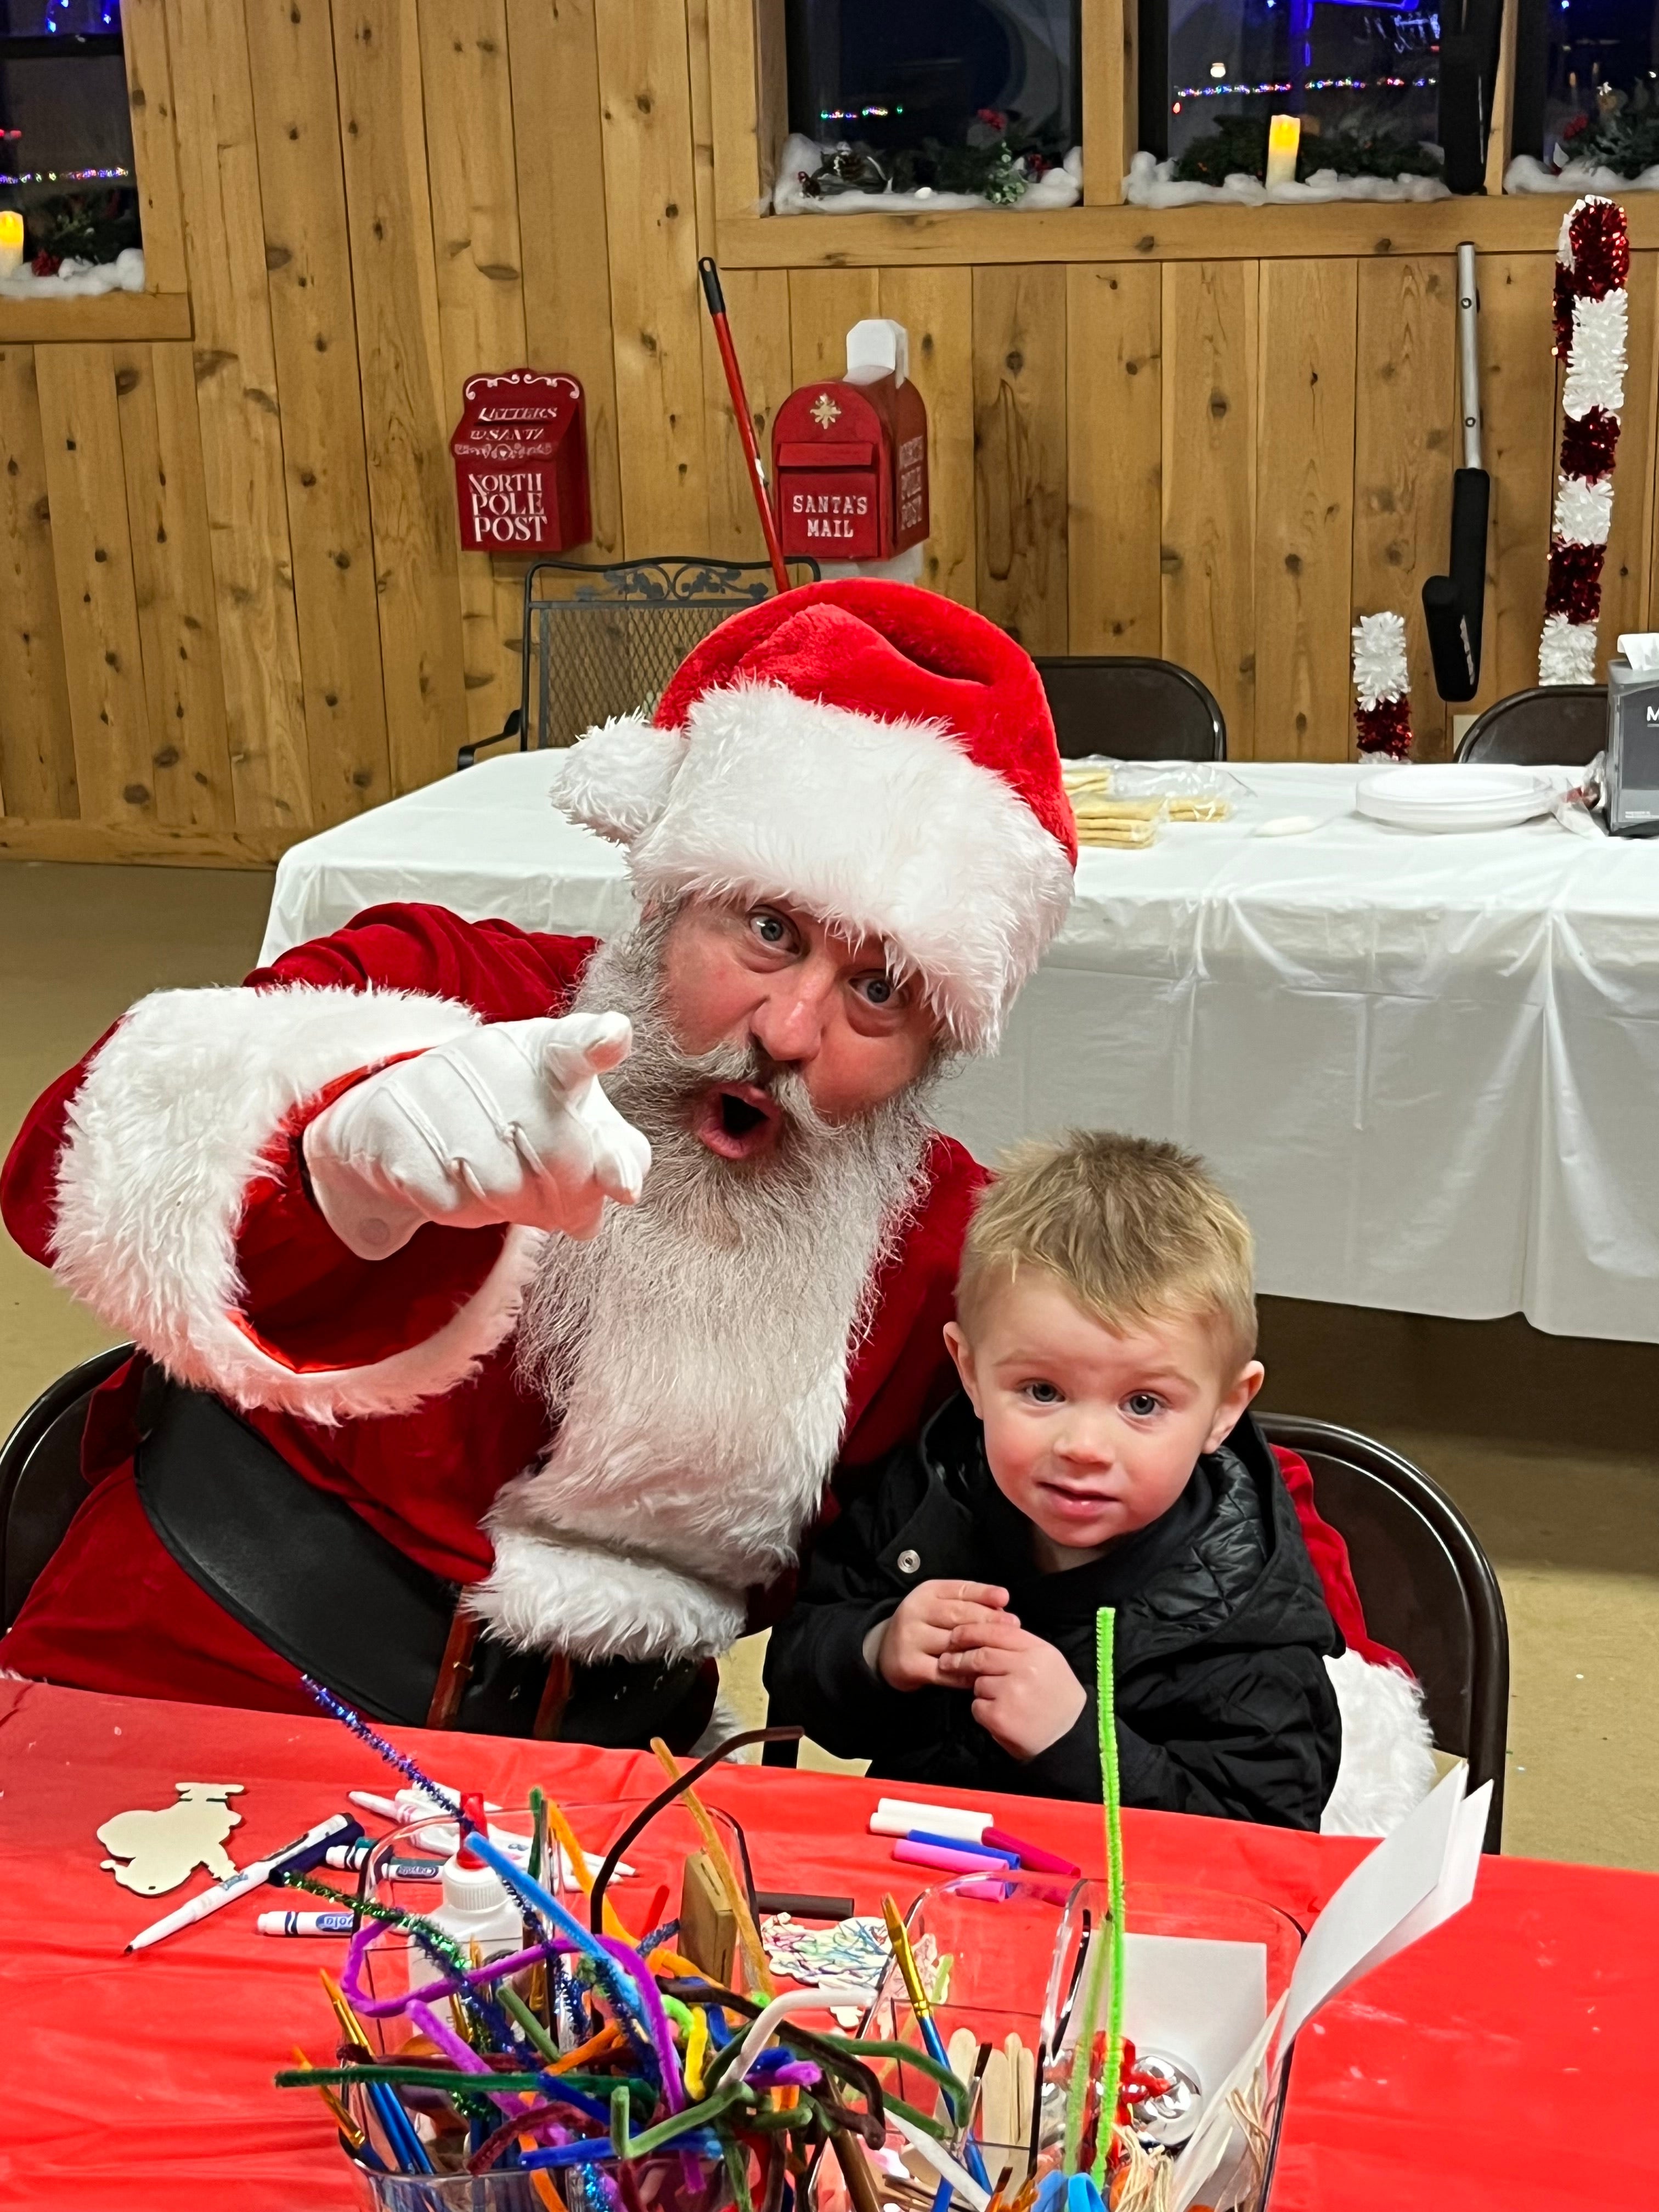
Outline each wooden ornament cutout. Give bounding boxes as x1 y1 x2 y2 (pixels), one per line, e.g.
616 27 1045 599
97 1782 246 1896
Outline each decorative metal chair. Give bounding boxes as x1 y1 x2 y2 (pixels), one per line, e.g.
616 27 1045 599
1454 684 1605 767
1260 1414 1509 1852
458 556 820 771
1032 655 1228 761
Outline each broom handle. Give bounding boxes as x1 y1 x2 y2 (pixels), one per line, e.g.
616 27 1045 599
699 256 790 592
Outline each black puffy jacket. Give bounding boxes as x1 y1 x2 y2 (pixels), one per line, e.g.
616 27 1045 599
765 1395 1342 1827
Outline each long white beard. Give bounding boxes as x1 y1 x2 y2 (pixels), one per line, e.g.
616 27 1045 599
465 920 932 1665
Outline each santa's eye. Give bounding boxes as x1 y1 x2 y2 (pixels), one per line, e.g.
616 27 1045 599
857 974 894 1006
749 909 793 949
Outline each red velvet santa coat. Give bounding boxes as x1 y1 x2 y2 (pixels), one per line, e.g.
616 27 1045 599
0 902 1392 1715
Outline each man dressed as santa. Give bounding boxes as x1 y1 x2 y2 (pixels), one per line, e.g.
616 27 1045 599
0 582 1423 1811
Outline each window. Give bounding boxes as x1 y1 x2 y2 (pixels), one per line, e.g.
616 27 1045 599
1139 0 1494 184
1513 0 1659 170
0 0 137 272
783 0 1079 193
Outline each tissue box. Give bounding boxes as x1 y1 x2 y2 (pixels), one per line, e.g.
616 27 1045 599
1606 653 1659 835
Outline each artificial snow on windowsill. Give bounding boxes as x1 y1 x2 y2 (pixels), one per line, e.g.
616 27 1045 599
770 136 1082 215
1506 153 1659 194
0 245 145 300
1122 150 1449 206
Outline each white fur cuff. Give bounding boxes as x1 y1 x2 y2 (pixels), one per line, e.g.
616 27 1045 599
50 983 543 1423
1321 1647 1441 1837
467 1525 747 1664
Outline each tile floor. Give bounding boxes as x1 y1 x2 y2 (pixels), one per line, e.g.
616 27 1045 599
1 860 1652 1869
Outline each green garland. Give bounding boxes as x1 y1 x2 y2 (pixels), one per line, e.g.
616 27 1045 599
1556 86 1659 180
1172 111 1441 189
804 114 1067 207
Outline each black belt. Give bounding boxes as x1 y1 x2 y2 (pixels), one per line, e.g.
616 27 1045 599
133 1377 708 1745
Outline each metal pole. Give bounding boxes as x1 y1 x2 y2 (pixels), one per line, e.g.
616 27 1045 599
1457 241 1482 472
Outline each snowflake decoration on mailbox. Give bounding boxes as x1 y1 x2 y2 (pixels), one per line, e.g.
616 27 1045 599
450 369 591 554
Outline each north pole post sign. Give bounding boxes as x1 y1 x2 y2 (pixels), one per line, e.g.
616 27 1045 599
449 370 591 553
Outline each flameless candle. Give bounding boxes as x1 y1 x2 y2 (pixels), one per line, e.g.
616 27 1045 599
0 211 23 281
1265 114 1301 191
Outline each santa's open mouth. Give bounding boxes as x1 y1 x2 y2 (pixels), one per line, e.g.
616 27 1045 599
692 1082 783 1161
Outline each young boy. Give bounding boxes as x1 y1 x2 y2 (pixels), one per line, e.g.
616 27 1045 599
764 1132 1342 1827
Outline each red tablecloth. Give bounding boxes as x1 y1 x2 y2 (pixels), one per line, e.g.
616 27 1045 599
1 1678 1650 2210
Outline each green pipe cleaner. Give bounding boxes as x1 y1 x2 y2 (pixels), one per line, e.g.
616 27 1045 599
1092 1605 1127 2187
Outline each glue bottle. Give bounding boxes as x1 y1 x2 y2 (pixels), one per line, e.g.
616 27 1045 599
425 1791 524 1961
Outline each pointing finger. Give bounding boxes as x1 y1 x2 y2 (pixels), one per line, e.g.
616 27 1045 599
541 1011 633 1090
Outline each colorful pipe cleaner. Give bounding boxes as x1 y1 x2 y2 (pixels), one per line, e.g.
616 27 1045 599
1351 611 1413 760
1541 195 1629 685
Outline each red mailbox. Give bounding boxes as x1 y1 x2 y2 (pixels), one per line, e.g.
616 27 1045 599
450 369 591 554
771 320 928 568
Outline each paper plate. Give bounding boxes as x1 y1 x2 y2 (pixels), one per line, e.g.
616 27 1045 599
1355 763 1555 833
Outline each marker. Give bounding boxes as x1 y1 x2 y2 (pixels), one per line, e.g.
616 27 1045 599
981 1827 1080 1878
125 1813 353 1953
894 1838 1015 1878
907 1830 1018 1866
259 1910 358 1937
324 1841 443 1880
869 1799 990 1843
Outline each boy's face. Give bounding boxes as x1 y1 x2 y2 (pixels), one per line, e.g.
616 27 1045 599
945 1272 1265 1556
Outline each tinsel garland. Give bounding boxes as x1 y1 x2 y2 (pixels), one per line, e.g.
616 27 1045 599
1352 611 1414 760
1541 195 1629 685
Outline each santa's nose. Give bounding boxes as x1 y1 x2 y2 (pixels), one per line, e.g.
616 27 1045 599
749 968 835 1063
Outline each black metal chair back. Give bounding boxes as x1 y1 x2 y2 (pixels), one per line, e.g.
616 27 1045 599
459 557 820 770
1455 684 1606 766
1034 655 1228 761
1 1345 134 1630
1260 1414 1509 1852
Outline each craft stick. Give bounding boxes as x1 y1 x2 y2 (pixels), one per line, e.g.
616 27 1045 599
650 1737 774 1995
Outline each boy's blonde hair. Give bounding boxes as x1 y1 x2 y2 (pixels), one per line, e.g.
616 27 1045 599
957 1131 1257 1373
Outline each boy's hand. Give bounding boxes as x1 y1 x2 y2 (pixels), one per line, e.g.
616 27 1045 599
939 1618 1087 1760
869 1580 1012 1693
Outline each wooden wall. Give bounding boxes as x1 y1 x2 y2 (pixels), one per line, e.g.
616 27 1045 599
1 0 1656 864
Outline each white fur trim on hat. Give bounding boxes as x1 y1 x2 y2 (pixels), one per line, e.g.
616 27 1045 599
1319 1648 1440 1837
49 985 544 1424
466 1525 746 1664
548 714 685 844
552 681 1073 1054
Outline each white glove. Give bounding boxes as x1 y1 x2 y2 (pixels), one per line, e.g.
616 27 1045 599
302 1011 651 1259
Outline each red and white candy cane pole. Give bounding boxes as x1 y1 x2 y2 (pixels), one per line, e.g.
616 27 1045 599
1539 195 1630 684
698 256 789 592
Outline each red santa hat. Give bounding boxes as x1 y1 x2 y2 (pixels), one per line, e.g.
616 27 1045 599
547 580 1076 1053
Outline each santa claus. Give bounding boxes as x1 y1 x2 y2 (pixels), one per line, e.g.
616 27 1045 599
0 582 1424 1812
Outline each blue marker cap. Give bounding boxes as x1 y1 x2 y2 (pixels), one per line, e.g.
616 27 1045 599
907 1828 1019 1866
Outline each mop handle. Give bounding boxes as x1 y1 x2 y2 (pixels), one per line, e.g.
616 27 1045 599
698 257 790 592
1455 241 1481 472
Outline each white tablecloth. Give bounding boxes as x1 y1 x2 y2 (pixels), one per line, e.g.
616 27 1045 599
262 753 1659 1342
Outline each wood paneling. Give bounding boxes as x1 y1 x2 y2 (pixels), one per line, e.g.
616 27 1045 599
166 0 313 827
122 0 189 295
35 346 155 823
245 0 391 822
417 0 529 744
973 264 1068 654
1351 257 1457 759
1161 260 1259 755
1066 262 1161 653
331 0 467 794
881 267 976 606
509 0 623 560
594 0 709 556
1254 259 1357 760
1464 253 1556 717
4 0 1650 861
1602 251 1659 657
111 342 234 826
0 347 77 820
